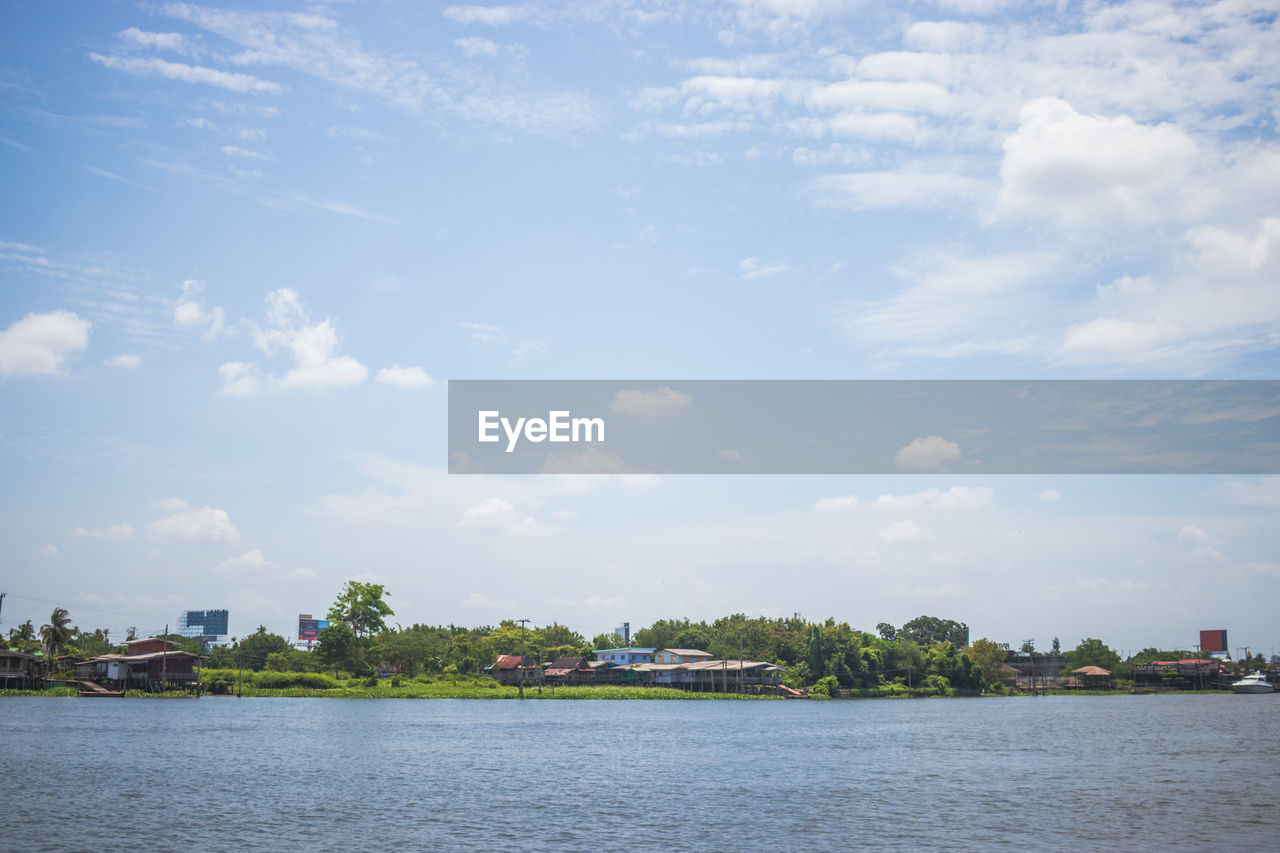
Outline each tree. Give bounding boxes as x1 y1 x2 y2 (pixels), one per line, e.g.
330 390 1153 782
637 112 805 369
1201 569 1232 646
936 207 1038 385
966 639 1013 690
1051 637 1061 655
328 581 394 670
673 627 712 652
591 632 624 650
315 622 356 675
876 622 897 641
1063 638 1121 673
40 607 73 657
900 615 968 647
238 627 292 672
328 581 394 640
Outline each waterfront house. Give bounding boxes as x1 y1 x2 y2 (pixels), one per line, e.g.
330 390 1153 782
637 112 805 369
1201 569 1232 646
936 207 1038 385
0 649 39 686
652 648 710 665
76 649 200 689
543 656 596 685
488 654 540 685
592 647 655 665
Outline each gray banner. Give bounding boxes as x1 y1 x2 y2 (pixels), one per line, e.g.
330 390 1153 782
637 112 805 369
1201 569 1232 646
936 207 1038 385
448 380 1280 474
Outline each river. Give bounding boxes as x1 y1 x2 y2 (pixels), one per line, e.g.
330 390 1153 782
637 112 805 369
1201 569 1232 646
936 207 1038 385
4 694 1277 851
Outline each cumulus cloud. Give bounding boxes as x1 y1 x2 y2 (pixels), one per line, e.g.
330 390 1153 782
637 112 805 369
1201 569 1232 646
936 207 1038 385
894 435 961 470
817 486 993 511
0 310 90 378
40 545 59 557
879 519 929 543
376 365 434 389
146 498 240 542
1038 489 1061 502
221 289 368 394
459 496 561 535
739 257 790 279
997 98 1198 229
216 548 268 571
173 280 226 340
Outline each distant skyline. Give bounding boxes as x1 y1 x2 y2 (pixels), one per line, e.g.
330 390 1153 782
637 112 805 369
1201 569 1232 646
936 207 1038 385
1 2 1277 655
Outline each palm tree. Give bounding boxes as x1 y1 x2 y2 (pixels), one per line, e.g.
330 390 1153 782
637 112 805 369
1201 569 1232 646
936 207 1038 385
40 607 73 657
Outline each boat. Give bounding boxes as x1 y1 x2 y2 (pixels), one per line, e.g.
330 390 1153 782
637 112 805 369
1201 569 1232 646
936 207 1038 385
1231 671 1274 694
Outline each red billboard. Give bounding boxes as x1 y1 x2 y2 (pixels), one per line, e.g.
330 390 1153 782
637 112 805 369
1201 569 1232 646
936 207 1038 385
1199 629 1228 653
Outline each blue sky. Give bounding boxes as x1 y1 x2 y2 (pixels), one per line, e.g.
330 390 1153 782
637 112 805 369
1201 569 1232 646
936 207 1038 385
1 0 1277 655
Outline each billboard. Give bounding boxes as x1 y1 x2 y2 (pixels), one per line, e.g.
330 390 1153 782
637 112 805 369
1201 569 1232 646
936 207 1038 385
298 614 331 643
1199 629 1228 653
178 609 229 640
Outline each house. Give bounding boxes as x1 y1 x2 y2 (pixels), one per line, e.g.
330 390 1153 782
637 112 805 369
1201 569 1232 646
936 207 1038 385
637 659 785 691
76 648 201 689
652 648 710 665
543 656 596 685
0 649 39 685
592 647 655 665
125 637 181 655
488 654 540 685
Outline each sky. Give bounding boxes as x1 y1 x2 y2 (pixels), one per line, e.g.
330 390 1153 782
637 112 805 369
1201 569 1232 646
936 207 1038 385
0 0 1277 656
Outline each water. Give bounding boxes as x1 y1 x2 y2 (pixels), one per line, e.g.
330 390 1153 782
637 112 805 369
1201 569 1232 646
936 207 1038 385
4 694 1277 851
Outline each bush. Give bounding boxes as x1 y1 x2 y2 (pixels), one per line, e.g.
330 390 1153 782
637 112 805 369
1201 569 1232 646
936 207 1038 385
253 671 341 690
391 676 403 688
810 675 839 698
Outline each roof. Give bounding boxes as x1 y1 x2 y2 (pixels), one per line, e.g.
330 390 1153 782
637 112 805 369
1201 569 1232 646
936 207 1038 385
0 649 39 660
87 651 200 663
1071 665 1112 676
494 654 535 670
654 648 710 657
548 656 590 669
593 648 656 654
128 637 179 646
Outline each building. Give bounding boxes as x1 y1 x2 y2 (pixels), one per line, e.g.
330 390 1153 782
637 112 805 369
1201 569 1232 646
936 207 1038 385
488 654 540 685
74 638 201 690
543 656 596 685
0 649 39 686
593 647 655 665
652 648 711 665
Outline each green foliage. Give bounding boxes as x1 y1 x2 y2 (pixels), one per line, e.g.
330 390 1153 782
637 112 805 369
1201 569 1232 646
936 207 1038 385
315 622 356 674
1064 638 1122 673
899 615 969 647
40 607 73 657
810 675 839 698
328 581 394 640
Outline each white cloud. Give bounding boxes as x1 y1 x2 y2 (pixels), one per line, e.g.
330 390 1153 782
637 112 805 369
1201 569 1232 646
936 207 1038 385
40 545 58 557
873 486 993 511
106 353 142 368
0 310 90 378
172 280 226 340
220 145 271 159
1058 317 1184 362
1037 489 1061 502
444 5 530 25
461 321 503 344
459 496 561 535
455 37 498 57
739 257 790 279
89 53 284 95
1246 561 1280 578
610 387 693 415
222 289 368 394
147 500 240 543
814 495 859 511
879 519 929 543
289 567 317 580
997 98 1198 229
894 435 961 470
119 28 187 53
216 548 268 571
376 365 433 389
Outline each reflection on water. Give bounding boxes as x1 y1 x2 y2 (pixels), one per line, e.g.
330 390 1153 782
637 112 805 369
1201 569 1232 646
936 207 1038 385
4 694 1277 851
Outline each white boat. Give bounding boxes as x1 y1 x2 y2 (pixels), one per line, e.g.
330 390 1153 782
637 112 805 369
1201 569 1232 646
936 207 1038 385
1232 671 1274 694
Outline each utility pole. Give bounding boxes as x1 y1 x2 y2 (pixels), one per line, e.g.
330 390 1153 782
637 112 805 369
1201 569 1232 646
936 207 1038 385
738 632 744 694
162 623 168 693
517 618 530 699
